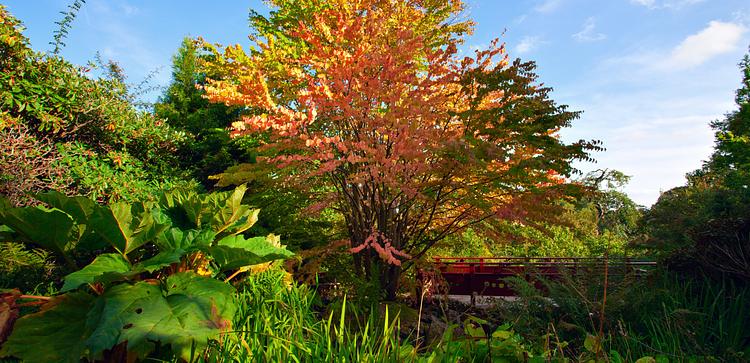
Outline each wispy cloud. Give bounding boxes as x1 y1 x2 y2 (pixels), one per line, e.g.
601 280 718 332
559 17 747 205
84 1 168 93
572 17 606 42
119 3 139 17
515 36 542 55
630 0 706 10
535 0 563 13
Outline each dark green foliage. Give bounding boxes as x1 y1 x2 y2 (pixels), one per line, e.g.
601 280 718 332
641 50 750 280
153 37 340 252
0 186 293 361
488 270 750 361
0 292 94 363
154 37 251 188
430 170 643 259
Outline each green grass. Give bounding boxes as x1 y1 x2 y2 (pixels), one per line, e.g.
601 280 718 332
185 269 415 363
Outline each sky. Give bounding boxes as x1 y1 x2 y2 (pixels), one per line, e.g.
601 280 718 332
4 0 750 207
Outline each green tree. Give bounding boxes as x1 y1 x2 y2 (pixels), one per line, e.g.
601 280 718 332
154 37 252 188
578 169 642 238
642 49 750 279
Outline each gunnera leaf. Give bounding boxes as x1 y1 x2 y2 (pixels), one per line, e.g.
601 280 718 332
84 272 237 361
164 272 238 360
208 234 294 272
91 201 169 255
35 191 96 224
0 206 75 258
61 253 132 292
0 292 96 363
154 227 216 252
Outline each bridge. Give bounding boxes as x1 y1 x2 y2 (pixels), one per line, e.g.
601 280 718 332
426 256 657 297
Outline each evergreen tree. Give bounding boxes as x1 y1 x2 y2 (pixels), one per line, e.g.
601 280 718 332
154 37 250 188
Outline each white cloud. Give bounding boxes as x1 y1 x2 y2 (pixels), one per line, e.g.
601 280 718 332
630 0 706 10
604 20 747 72
630 0 656 6
535 0 563 13
120 3 139 17
515 36 542 55
664 21 747 69
572 17 606 42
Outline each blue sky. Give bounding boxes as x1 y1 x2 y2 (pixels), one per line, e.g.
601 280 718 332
4 0 750 206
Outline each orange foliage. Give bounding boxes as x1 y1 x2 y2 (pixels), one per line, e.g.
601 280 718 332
201 0 598 294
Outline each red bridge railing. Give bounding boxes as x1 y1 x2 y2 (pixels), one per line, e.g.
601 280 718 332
428 256 656 297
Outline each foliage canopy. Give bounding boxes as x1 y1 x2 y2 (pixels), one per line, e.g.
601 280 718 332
201 0 600 296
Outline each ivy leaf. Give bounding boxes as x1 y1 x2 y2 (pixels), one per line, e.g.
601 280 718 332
208 234 294 272
61 253 132 292
0 292 96 363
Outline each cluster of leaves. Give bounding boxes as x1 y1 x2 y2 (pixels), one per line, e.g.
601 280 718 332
0 5 194 205
421 318 559 362
0 185 293 362
640 49 750 280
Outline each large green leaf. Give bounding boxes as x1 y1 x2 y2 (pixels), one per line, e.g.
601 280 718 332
85 281 173 358
35 191 96 223
160 189 205 229
91 202 169 256
134 249 186 273
0 292 96 363
61 253 132 292
164 272 238 359
155 227 216 252
209 185 259 235
34 192 107 250
160 185 259 235
208 234 294 272
85 273 236 360
0 196 11 210
0 206 75 258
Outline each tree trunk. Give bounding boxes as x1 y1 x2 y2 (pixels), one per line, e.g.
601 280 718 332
381 264 401 301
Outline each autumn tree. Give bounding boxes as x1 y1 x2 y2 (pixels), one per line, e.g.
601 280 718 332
202 0 599 298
